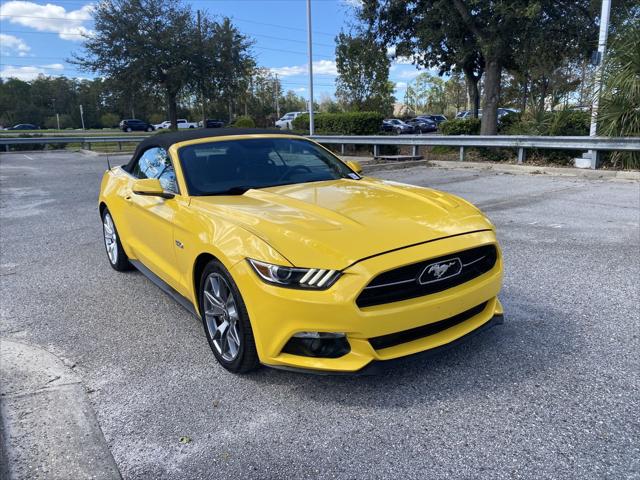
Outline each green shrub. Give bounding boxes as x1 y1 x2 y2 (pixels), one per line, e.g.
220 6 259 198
100 113 120 128
148 113 165 125
232 116 255 128
43 114 73 130
543 110 589 136
439 118 481 135
497 112 521 134
292 112 384 135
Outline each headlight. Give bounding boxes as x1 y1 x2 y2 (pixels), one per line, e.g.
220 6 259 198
247 259 341 289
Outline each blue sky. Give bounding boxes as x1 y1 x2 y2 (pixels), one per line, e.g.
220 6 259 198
0 0 428 100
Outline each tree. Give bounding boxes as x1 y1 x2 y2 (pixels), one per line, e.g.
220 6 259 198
74 0 197 129
360 1 484 119
204 17 255 122
598 16 640 169
335 32 395 115
360 0 596 134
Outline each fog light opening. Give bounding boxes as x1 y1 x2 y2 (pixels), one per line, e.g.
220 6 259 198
283 332 350 358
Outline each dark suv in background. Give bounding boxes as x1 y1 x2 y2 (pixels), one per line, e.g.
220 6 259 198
119 119 154 132
199 119 225 128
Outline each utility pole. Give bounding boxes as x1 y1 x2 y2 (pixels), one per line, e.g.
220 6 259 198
56 113 60 130
197 9 206 125
588 0 611 169
306 0 314 135
275 73 280 119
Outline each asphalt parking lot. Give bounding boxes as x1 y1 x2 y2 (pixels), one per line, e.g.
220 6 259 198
1 150 639 479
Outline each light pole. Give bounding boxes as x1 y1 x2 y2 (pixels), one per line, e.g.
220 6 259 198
588 0 611 169
306 0 315 135
275 73 280 119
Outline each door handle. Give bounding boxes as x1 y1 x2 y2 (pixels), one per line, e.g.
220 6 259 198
125 195 132 202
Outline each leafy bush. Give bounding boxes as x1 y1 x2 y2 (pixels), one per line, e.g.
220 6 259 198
439 118 481 135
543 110 589 136
598 18 640 169
292 112 384 135
232 116 255 128
43 114 73 130
100 113 120 128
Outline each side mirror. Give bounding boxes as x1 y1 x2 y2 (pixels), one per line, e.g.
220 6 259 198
346 160 363 174
132 178 174 199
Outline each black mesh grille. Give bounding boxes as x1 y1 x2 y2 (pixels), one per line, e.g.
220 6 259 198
356 245 497 308
369 302 488 350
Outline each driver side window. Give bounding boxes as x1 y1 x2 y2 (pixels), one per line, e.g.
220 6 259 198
132 147 178 194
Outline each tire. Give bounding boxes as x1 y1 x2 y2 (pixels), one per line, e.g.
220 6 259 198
395 128 402 135
126 127 132 132
147 127 153 132
101 208 131 271
199 260 259 373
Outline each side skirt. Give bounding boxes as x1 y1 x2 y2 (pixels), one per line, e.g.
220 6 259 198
129 259 200 320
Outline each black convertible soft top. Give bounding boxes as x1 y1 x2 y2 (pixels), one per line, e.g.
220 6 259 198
125 128 297 172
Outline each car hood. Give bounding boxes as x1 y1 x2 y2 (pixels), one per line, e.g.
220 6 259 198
191 178 493 270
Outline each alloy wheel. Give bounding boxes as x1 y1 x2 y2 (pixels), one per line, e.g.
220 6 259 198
203 273 241 361
103 213 118 264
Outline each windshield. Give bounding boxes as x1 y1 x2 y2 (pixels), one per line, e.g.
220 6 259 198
178 137 358 196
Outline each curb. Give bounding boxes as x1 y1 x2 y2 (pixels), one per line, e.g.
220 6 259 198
0 338 121 480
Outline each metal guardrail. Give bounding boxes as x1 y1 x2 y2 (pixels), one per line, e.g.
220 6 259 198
0 135 148 152
310 134 640 168
2 133 639 168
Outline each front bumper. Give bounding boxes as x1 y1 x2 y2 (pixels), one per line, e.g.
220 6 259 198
231 230 503 373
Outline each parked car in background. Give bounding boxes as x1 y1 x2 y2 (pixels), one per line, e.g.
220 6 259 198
417 114 447 125
120 119 154 132
6 123 39 130
154 119 198 130
275 112 304 130
382 119 415 134
455 110 481 119
406 117 438 133
199 119 225 128
497 108 519 118
454 109 517 121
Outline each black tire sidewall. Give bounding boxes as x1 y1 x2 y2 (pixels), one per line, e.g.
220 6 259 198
199 260 258 373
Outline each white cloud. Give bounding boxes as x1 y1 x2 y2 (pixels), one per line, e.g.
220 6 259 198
0 33 31 56
393 56 415 65
0 1 94 41
395 69 422 80
0 63 64 80
394 81 408 89
342 0 362 7
271 60 337 77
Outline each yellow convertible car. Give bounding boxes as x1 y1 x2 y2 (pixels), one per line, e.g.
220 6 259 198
99 129 503 374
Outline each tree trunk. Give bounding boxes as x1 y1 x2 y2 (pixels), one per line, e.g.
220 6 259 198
464 74 480 117
167 91 178 129
520 74 529 113
480 57 501 135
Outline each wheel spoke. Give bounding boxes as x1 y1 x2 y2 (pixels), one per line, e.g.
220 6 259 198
204 272 242 362
215 319 229 339
204 290 225 315
229 323 240 346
